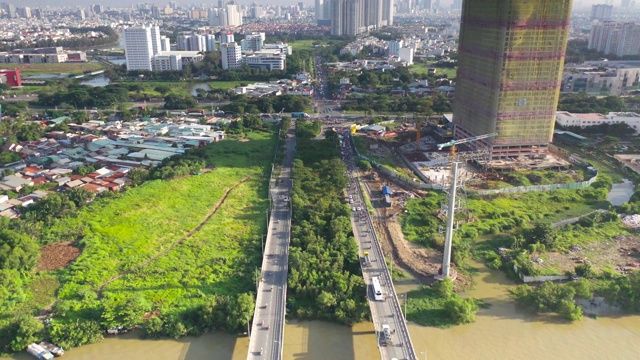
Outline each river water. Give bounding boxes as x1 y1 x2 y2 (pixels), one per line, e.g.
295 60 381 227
608 179 635 206
5 263 640 360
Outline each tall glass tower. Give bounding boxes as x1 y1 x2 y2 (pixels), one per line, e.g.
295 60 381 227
453 0 573 159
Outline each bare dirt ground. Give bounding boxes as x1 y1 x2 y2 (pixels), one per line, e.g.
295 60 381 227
533 236 640 275
37 241 81 272
362 173 444 286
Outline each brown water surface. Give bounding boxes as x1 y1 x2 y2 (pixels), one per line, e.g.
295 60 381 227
5 261 640 360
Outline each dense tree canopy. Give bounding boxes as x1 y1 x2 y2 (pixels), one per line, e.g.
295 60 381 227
38 84 129 108
287 120 369 325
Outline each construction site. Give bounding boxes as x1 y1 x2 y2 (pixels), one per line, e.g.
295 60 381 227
350 118 597 285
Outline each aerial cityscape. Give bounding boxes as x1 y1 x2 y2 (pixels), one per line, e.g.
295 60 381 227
0 0 638 359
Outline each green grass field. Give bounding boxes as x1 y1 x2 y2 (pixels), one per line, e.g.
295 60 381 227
290 40 320 52
16 130 277 324
208 80 246 90
410 62 457 79
0 62 105 76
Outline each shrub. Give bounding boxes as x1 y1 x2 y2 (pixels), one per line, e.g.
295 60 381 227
444 296 478 324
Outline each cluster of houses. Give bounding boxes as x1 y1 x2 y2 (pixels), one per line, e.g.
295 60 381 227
0 117 226 218
232 73 315 97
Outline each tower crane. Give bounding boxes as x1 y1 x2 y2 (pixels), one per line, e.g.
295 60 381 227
436 132 498 151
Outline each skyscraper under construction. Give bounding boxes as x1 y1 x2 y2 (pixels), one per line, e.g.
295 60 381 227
453 0 573 160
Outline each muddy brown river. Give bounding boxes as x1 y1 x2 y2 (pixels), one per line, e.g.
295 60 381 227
4 261 640 360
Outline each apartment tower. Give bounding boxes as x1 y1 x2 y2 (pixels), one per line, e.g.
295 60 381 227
453 0 573 159
124 25 161 71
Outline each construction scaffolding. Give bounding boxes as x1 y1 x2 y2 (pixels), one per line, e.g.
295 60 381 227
454 0 573 160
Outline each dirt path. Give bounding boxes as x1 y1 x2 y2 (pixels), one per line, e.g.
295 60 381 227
97 175 252 292
361 176 441 285
374 217 439 285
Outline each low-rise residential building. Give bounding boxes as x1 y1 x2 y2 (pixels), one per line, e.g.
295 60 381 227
556 111 640 133
244 53 286 71
562 61 640 96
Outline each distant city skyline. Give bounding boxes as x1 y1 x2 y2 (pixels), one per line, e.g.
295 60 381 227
4 0 632 10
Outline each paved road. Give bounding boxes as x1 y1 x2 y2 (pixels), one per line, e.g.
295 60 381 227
340 130 418 360
247 120 296 360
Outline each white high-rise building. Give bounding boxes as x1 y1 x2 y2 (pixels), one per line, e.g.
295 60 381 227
398 47 414 65
220 32 234 44
124 25 156 71
382 0 393 26
591 4 613 21
226 4 243 26
389 40 403 56
208 8 221 26
241 34 264 52
160 36 171 52
150 25 162 55
189 34 207 52
205 34 217 51
315 0 325 20
331 0 390 35
221 42 242 69
589 22 640 57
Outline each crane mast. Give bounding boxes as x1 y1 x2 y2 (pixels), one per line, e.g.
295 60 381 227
436 132 497 279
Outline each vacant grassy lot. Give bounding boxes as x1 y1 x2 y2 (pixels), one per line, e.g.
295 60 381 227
21 130 277 324
290 39 320 52
0 62 105 76
207 80 247 90
410 62 456 79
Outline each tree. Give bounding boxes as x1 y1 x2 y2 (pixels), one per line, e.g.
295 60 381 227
444 297 478 324
143 317 164 339
435 277 454 298
66 187 93 208
48 320 103 349
127 168 149 187
0 315 44 353
154 85 171 95
164 93 196 110
528 222 556 248
72 111 89 124
0 229 39 272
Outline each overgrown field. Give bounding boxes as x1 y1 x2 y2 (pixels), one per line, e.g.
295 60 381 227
0 130 278 352
402 178 611 251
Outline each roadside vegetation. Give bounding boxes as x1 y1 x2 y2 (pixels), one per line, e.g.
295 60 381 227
288 119 370 325
0 127 279 353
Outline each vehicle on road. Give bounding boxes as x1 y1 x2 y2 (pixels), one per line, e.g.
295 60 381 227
372 276 384 301
291 112 310 118
381 324 392 345
363 251 371 266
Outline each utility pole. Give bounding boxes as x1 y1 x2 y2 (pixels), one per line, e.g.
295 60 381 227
403 294 408 321
442 162 459 278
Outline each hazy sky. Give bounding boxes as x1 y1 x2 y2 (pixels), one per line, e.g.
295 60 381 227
12 0 625 10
